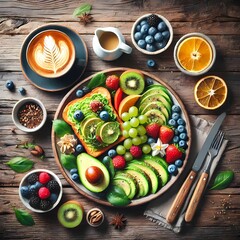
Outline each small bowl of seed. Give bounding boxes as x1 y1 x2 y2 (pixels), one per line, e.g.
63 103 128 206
12 97 47 132
86 208 104 227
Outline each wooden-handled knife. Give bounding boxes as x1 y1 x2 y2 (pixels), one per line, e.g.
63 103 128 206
166 112 226 224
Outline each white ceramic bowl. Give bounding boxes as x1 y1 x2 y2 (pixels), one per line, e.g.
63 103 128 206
12 97 47 132
19 169 63 213
131 13 173 55
173 32 216 76
86 208 104 227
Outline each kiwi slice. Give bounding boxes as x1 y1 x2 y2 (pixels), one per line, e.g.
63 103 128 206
82 117 102 138
120 71 145 95
100 122 120 144
57 200 84 228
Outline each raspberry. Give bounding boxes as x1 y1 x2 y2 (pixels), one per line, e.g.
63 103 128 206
39 172 51 184
27 173 38 184
146 123 160 139
90 100 104 112
40 199 52 211
112 155 126 170
29 196 40 209
38 187 51 199
46 180 60 193
105 75 119 90
130 146 142 159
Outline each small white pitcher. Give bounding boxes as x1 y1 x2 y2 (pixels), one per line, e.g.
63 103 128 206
92 27 132 61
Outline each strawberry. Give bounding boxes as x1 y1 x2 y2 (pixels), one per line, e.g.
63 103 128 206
146 123 160 139
159 125 174 143
90 100 104 112
112 155 126 170
165 144 183 164
130 145 142 159
106 75 119 90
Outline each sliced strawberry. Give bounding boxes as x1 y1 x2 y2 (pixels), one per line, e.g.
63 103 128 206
159 125 174 144
114 88 123 111
146 123 160 139
165 144 184 164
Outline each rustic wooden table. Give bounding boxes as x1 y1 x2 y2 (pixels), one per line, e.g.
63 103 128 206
1 0 239 239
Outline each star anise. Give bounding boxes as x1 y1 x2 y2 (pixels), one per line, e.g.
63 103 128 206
110 213 127 230
78 13 93 25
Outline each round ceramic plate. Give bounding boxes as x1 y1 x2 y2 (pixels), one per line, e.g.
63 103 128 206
20 24 88 92
52 68 191 207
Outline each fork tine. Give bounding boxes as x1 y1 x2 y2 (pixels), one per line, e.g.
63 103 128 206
211 130 222 148
215 131 224 151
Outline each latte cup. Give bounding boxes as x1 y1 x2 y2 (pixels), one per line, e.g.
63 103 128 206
26 29 76 78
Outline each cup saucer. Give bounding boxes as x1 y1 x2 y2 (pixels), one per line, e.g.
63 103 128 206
20 24 88 92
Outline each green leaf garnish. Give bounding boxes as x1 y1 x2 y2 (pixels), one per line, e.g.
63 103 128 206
52 119 73 138
14 208 35 226
87 73 106 90
209 170 234 190
6 157 34 173
60 154 77 170
73 3 92 17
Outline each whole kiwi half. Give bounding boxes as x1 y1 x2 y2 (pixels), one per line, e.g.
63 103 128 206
120 70 145 95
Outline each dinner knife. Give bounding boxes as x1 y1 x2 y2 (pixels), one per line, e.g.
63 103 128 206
166 112 226 224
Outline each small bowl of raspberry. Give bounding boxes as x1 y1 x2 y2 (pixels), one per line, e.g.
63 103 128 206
19 169 63 213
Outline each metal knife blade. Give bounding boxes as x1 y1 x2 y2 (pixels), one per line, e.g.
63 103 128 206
166 112 226 224
192 112 226 172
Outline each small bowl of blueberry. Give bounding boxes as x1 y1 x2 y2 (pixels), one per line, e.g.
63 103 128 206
131 13 173 55
19 169 63 213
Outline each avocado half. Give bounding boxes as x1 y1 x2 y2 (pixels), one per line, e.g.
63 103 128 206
77 153 110 193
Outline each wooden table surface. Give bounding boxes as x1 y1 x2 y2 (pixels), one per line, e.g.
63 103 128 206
1 0 240 239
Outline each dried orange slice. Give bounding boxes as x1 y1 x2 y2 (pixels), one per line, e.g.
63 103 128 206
177 36 213 73
194 76 228 110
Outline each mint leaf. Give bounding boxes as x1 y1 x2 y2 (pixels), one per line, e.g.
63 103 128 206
73 4 92 17
52 119 73 138
6 157 34 173
60 154 77 170
14 208 35 226
87 73 106 90
209 170 234 190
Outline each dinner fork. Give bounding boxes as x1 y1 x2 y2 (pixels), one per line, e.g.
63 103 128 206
184 130 225 222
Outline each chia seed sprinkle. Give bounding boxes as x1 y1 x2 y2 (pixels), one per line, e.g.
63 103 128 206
18 102 43 129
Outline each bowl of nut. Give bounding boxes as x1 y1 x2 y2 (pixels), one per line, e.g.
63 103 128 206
19 169 63 213
12 97 47 132
131 13 173 55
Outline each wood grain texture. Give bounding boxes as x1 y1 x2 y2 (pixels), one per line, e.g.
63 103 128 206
0 0 240 239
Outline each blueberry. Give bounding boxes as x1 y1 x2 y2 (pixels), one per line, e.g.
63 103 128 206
148 26 157 36
147 137 155 144
145 77 154 86
18 87 26 95
172 105 181 113
179 140 187 149
145 35 154 44
177 118 185 126
154 32 163 42
173 136 179 143
73 110 84 121
140 20 148 26
75 144 84 152
147 59 156 68
174 129 179 136
136 24 141 31
179 132 187 140
158 21 167 31
168 164 178 175
168 119 176 127
71 173 80 182
177 125 185 133
172 112 180 121
20 186 30 198
134 32 142 41
137 39 146 49
76 89 84 98
50 193 58 204
175 159 183 168
108 149 117 158
6 80 15 91
82 86 90 94
70 168 78 175
162 30 170 39
140 24 150 34
146 44 156 52
34 181 43 190
155 41 167 49
99 110 109 121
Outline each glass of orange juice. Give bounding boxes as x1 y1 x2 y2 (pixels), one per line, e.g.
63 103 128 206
174 33 216 76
